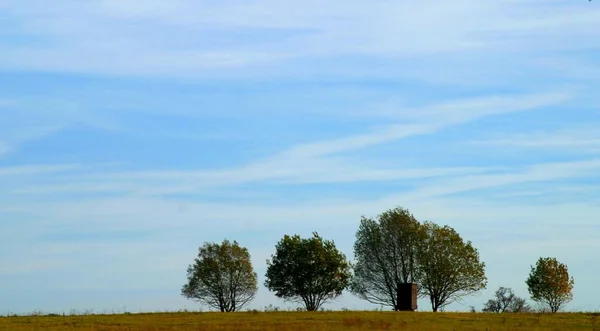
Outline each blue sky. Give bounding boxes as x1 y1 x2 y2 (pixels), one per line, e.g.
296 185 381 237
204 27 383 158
1 0 599 314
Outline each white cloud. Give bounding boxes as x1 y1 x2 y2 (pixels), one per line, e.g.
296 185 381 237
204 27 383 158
369 92 572 123
11 165 489 196
0 164 81 176
0 260 67 276
404 158 600 199
6 156 599 236
531 57 600 82
2 91 572 197
278 124 435 158
471 128 600 152
0 97 127 157
1 1 599 77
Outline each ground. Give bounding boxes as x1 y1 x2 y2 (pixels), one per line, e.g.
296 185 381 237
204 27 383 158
1 311 598 330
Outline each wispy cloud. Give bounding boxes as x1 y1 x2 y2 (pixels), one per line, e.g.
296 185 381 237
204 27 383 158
0 164 81 176
2 91 571 198
404 159 600 198
471 128 600 152
1 1 599 78
0 96 127 158
0 260 67 276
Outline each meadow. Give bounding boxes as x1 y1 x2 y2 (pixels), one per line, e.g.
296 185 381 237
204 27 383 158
1 311 598 331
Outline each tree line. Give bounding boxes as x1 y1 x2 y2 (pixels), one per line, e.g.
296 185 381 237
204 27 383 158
181 206 575 313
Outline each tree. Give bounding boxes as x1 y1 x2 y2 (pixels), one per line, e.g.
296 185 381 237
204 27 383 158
264 232 352 311
181 239 258 312
509 296 532 313
349 207 426 310
482 287 531 313
525 257 574 313
417 221 487 312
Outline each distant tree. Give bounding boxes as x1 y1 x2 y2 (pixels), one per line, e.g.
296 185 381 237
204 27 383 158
417 221 487 312
349 207 426 311
526 257 574 313
482 287 532 313
181 239 258 312
509 296 532 313
264 232 352 311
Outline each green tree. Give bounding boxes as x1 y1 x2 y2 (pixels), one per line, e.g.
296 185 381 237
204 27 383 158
181 239 258 312
264 232 351 311
418 221 487 312
526 257 574 313
482 287 531 313
350 207 426 310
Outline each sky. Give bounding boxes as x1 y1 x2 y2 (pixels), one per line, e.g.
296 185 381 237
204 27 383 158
1 0 599 314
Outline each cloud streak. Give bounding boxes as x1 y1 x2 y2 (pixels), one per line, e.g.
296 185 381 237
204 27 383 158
1 1 599 78
14 91 570 194
472 128 600 152
0 164 81 176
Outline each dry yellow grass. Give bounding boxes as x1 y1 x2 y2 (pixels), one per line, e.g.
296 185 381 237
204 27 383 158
0 311 598 331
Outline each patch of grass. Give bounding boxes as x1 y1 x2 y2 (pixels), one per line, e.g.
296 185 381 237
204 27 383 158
0 311 597 330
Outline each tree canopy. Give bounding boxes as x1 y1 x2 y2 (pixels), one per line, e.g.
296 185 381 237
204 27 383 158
482 287 531 313
350 207 425 310
526 257 574 313
181 239 258 312
417 221 487 312
264 232 352 311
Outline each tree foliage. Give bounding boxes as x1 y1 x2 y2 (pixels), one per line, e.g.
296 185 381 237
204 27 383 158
350 207 426 310
264 232 352 311
417 221 487 312
526 257 574 313
181 239 258 312
482 287 531 313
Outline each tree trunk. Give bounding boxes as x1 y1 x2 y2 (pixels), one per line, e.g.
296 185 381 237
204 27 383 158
431 297 439 312
395 287 401 311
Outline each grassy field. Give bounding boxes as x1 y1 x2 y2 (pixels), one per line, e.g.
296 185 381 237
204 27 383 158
1 311 598 331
